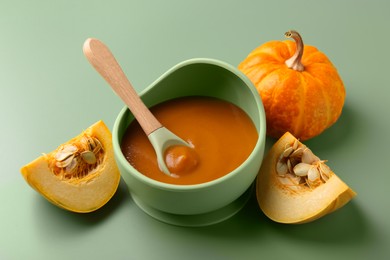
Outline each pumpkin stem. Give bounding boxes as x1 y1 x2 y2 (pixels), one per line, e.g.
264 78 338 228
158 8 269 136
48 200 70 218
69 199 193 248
285 30 305 72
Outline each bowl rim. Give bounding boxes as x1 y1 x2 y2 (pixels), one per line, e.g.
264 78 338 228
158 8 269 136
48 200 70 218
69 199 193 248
112 57 266 191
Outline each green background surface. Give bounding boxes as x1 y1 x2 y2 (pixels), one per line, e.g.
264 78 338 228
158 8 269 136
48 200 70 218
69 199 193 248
1 0 389 259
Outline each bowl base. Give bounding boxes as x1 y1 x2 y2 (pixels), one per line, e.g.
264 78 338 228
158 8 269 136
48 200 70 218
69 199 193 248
130 185 253 227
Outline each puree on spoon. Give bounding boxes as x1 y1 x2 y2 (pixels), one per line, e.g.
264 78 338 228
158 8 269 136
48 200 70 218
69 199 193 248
120 96 258 185
165 145 199 175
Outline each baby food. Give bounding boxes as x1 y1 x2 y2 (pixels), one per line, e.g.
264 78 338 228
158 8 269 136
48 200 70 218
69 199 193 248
121 96 258 185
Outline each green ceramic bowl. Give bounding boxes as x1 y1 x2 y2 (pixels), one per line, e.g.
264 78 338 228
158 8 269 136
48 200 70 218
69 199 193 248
112 58 266 226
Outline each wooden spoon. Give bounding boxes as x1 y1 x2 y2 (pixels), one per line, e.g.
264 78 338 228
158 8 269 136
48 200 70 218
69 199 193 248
83 38 190 175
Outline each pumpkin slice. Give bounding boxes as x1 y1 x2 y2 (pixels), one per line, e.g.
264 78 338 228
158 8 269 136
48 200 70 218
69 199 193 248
256 132 356 223
20 120 121 213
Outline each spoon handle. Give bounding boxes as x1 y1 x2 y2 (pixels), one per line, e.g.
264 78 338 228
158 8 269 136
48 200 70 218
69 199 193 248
83 38 162 135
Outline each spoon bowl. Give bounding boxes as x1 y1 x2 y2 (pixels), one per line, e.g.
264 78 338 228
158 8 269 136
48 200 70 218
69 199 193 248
148 126 191 174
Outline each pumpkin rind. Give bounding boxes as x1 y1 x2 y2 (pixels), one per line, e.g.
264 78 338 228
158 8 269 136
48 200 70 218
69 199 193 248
256 132 356 224
20 120 121 213
239 32 345 140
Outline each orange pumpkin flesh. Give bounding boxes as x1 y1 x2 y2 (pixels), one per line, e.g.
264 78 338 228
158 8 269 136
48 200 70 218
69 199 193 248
239 31 345 140
20 120 121 213
256 132 356 224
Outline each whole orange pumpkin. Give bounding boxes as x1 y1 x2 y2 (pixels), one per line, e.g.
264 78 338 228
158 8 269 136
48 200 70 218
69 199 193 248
238 30 345 140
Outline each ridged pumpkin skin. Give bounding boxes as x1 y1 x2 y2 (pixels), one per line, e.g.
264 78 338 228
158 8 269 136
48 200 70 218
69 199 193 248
239 31 345 140
20 120 121 213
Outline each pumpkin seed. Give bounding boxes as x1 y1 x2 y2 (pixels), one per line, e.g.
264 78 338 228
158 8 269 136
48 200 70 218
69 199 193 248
293 163 312 176
283 146 294 157
290 147 304 158
292 139 299 150
56 154 75 168
86 136 96 151
276 160 288 176
307 166 320 182
92 138 103 153
81 151 97 165
55 144 77 161
65 157 77 172
287 159 293 173
302 148 319 164
319 162 331 181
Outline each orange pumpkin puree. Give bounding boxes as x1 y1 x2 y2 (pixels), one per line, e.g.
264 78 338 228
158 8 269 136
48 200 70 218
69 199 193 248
120 96 258 185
